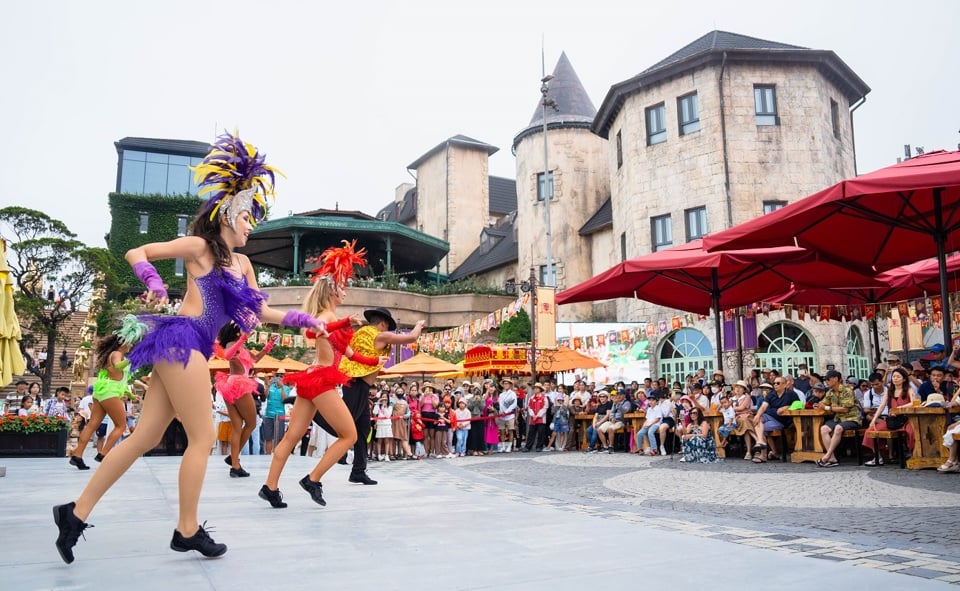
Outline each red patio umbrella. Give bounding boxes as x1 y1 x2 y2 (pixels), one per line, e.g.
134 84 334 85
556 240 880 371
703 150 960 354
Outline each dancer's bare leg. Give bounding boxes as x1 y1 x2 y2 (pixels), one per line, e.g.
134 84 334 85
73 403 106 459
227 395 256 468
265 397 314 489
307 393 356 483
98 397 128 458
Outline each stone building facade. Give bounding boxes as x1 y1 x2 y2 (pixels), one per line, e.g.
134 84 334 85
588 30 873 379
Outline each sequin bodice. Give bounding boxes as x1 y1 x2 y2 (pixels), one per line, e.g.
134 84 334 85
193 268 266 343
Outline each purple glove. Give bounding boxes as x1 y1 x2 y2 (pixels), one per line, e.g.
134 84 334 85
132 261 168 301
282 309 324 330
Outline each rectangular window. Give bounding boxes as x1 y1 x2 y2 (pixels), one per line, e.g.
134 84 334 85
536 172 553 201
620 232 627 262
143 152 168 194
754 85 778 126
616 130 623 169
646 103 666 145
830 99 840 139
177 215 188 237
677 93 700 135
174 258 184 277
138 212 149 234
120 150 146 194
539 264 556 287
763 200 787 214
685 206 708 241
651 214 672 252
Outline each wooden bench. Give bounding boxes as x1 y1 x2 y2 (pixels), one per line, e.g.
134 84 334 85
842 428 865 465
767 430 788 462
862 429 906 468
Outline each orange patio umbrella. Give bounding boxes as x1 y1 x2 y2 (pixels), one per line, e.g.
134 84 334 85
381 352 462 376
536 347 605 373
277 357 309 373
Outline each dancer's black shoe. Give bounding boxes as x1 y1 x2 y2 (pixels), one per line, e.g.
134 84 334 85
69 456 90 470
170 521 227 557
53 502 93 564
258 485 287 508
299 475 326 506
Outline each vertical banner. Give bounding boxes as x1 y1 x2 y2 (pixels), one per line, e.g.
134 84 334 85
723 310 737 352
742 314 758 349
535 287 556 349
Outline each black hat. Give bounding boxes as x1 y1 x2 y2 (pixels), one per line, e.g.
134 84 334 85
824 369 843 381
364 307 397 331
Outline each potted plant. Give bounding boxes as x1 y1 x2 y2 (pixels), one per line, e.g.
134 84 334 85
0 414 70 457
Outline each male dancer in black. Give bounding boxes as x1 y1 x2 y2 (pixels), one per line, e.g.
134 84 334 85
314 307 424 485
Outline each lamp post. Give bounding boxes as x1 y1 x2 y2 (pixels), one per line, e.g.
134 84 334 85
521 267 538 384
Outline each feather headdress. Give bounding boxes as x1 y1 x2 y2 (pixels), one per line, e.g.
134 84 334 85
313 240 367 287
191 131 283 228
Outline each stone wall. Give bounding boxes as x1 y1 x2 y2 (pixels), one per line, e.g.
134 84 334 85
603 60 862 371
515 126 609 322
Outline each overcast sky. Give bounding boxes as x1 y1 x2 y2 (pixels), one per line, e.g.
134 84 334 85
2 0 957 249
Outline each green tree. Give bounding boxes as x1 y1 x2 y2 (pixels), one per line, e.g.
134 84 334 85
497 308 531 344
0 207 119 396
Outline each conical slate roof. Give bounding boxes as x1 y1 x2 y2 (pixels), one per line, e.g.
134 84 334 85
513 52 596 148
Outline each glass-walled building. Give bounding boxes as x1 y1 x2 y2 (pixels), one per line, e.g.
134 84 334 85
114 137 210 196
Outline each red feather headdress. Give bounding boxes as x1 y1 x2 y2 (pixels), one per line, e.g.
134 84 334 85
313 240 367 287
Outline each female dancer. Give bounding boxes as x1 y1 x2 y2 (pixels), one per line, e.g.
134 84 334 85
69 315 145 470
214 322 276 477
54 132 324 563
259 241 373 508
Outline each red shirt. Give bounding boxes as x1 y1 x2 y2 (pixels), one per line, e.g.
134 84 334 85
528 393 546 425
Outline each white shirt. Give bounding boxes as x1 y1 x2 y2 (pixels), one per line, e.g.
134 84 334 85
643 404 663 426
721 406 736 426
499 389 518 418
78 395 94 420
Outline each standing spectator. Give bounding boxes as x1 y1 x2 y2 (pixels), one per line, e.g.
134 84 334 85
483 389 499 454
522 384 548 452
454 399 471 457
497 378 518 453
18 395 35 416
420 383 439 458
392 393 412 460
466 385 485 456
28 382 42 405
434 401 451 458
374 395 393 461
411 411 426 459
263 372 288 455
59 349 70 378
44 387 71 419
38 348 48 372
551 394 571 451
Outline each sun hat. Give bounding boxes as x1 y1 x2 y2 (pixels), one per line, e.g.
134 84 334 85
733 380 749 390
923 393 946 407
759 382 774 389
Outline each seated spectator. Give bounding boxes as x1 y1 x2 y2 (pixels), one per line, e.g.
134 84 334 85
858 373 885 423
717 395 736 448
636 391 664 455
750 380 797 463
805 382 827 408
815 370 861 467
690 383 709 410
918 366 950 403
656 391 680 455
584 390 611 453
862 367 916 466
937 417 960 472
681 408 721 463
597 389 631 453
729 380 755 458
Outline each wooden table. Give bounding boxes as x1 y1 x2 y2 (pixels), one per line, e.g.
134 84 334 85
574 413 594 450
890 405 949 469
782 409 828 463
703 410 726 458
625 411 646 452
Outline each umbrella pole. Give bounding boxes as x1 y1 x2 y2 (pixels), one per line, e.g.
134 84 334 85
870 319 882 367
712 269 724 373
934 188 954 358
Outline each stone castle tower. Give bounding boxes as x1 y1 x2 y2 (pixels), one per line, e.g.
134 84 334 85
513 52 611 322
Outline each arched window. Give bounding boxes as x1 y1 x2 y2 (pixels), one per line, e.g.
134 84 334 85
755 322 816 376
846 326 870 380
657 328 714 385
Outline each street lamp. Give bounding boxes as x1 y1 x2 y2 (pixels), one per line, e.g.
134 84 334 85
521 267 538 384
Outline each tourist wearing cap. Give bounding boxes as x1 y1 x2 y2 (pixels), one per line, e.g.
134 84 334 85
550 393 571 451
497 378 519 453
927 343 949 370
466 385 486 456
813 370 860 467
749 380 794 463
862 366 916 466
452 398 471 457
597 389 631 453
584 390 613 453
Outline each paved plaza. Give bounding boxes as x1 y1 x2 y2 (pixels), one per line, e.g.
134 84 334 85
2 451 959 590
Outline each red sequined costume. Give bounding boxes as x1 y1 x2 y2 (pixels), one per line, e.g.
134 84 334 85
282 317 353 400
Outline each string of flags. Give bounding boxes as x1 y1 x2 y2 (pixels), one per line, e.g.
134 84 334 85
419 293 531 353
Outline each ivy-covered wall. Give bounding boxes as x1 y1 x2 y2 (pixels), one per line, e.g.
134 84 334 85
107 192 205 291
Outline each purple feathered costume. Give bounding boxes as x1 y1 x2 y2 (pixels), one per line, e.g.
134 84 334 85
128 269 266 371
